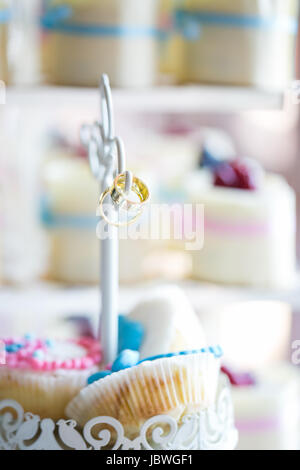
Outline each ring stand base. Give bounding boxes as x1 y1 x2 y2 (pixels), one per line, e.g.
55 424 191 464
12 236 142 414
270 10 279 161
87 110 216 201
0 380 238 450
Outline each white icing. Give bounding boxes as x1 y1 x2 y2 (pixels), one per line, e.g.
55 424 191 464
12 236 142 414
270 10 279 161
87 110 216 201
232 364 300 450
187 172 296 288
42 341 87 362
128 286 207 360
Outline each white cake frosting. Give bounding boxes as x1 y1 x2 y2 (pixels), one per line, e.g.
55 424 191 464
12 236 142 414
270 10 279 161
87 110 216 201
232 364 300 450
127 285 207 359
187 169 296 288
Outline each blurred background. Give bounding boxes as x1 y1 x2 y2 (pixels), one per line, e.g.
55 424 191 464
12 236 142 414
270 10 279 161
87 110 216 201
1 0 300 450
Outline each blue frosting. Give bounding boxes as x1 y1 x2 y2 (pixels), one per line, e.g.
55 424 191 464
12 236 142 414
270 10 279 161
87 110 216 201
111 349 140 373
87 370 112 385
86 346 222 385
87 349 140 385
118 316 144 353
32 350 45 359
4 336 57 356
24 333 35 341
5 343 23 353
138 346 223 364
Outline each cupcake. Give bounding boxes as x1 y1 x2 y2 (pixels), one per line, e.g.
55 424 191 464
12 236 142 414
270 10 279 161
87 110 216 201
66 348 221 439
0 336 102 421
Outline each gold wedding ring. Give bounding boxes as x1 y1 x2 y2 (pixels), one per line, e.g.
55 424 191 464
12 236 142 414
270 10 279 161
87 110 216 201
98 173 150 227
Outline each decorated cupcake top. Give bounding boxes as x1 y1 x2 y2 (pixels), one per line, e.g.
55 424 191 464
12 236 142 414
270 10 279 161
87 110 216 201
1 336 102 371
87 346 223 385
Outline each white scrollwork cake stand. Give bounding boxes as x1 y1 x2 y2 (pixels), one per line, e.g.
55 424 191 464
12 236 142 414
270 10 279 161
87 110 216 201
0 380 238 451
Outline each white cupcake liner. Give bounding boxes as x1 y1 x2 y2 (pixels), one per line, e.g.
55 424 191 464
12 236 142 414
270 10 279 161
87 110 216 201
0 366 98 421
66 352 220 436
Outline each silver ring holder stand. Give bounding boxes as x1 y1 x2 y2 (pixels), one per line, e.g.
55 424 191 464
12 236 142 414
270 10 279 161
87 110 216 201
0 76 238 451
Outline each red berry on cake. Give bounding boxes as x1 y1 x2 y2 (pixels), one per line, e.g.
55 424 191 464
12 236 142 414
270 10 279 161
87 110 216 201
214 158 263 191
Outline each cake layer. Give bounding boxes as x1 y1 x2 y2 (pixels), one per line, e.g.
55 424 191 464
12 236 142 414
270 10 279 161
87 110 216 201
188 171 296 288
232 364 300 450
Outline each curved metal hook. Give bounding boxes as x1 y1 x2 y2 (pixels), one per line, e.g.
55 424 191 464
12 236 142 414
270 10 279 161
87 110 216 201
100 74 114 141
81 74 128 187
112 137 126 175
87 136 102 180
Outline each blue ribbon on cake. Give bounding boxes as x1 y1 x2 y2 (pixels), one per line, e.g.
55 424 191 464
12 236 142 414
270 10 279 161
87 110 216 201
175 9 298 40
0 9 11 24
41 5 163 38
40 196 99 230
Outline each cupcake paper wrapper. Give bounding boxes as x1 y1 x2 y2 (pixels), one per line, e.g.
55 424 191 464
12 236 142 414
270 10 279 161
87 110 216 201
0 366 98 421
66 352 220 436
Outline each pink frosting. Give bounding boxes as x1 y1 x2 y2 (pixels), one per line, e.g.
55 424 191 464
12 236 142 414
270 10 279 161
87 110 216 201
1 337 102 371
171 206 269 240
236 417 280 433
205 216 269 237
